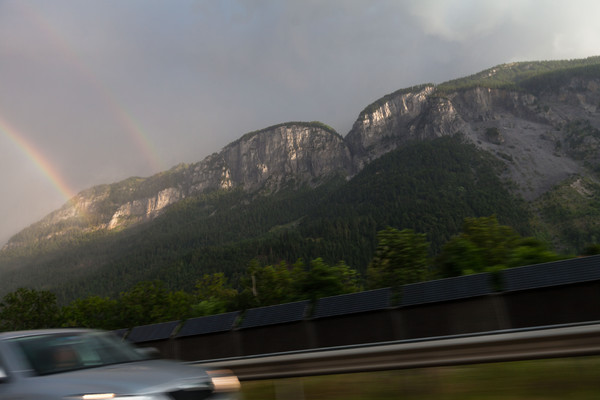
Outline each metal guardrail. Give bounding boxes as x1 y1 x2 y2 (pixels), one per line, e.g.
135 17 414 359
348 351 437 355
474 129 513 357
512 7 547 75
194 322 600 380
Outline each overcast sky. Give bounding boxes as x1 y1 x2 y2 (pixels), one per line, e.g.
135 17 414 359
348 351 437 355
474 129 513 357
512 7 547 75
1 0 599 244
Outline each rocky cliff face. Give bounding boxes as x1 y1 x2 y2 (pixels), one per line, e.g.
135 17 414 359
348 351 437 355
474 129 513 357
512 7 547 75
345 85 436 167
195 123 352 193
7 61 600 248
346 76 600 200
5 123 352 247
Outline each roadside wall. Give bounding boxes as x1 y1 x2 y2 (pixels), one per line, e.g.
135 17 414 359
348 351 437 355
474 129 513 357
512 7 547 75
121 256 600 361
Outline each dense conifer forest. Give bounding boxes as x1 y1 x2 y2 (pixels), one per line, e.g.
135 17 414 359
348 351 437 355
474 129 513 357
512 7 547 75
1 135 536 304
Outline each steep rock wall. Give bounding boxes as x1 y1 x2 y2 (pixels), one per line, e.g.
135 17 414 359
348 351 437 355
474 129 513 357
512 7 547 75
346 79 600 200
345 85 436 167
5 123 351 247
219 125 352 191
104 124 351 231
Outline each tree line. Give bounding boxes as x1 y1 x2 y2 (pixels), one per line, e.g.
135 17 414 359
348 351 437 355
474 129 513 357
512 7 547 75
2 215 597 332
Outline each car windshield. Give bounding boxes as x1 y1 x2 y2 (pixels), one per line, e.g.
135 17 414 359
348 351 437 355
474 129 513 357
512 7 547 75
9 331 149 375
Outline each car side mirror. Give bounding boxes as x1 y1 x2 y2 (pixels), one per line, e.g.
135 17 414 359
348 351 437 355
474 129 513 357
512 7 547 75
0 367 8 383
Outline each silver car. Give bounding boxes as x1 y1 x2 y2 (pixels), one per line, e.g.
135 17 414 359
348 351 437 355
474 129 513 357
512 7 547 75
0 328 240 400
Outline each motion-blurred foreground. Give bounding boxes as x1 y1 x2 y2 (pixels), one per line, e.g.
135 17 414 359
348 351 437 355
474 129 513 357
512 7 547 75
241 356 600 399
0 329 239 400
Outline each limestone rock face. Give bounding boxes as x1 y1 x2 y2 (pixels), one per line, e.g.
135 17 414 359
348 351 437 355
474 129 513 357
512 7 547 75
218 124 352 191
6 62 600 248
345 86 541 166
346 77 600 200
107 187 184 229
183 123 352 196
345 85 436 167
5 123 351 247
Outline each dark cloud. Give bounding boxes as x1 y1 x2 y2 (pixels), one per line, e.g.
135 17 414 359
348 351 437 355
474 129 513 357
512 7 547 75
1 0 599 243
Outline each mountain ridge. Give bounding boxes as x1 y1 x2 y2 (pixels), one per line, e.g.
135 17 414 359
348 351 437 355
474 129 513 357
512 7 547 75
2 56 600 299
6 57 600 248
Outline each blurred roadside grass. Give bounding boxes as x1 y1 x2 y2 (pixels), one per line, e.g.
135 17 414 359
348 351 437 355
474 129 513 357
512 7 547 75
241 356 600 399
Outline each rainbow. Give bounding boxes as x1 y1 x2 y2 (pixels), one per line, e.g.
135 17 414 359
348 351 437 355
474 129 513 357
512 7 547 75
0 115 76 202
17 2 166 173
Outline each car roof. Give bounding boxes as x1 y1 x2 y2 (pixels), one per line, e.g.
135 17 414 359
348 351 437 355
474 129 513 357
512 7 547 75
0 328 97 341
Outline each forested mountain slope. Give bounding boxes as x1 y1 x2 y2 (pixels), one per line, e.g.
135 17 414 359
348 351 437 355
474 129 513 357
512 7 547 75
1 57 599 301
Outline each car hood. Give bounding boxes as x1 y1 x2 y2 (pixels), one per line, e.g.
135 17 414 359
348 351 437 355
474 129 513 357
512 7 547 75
32 359 213 396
